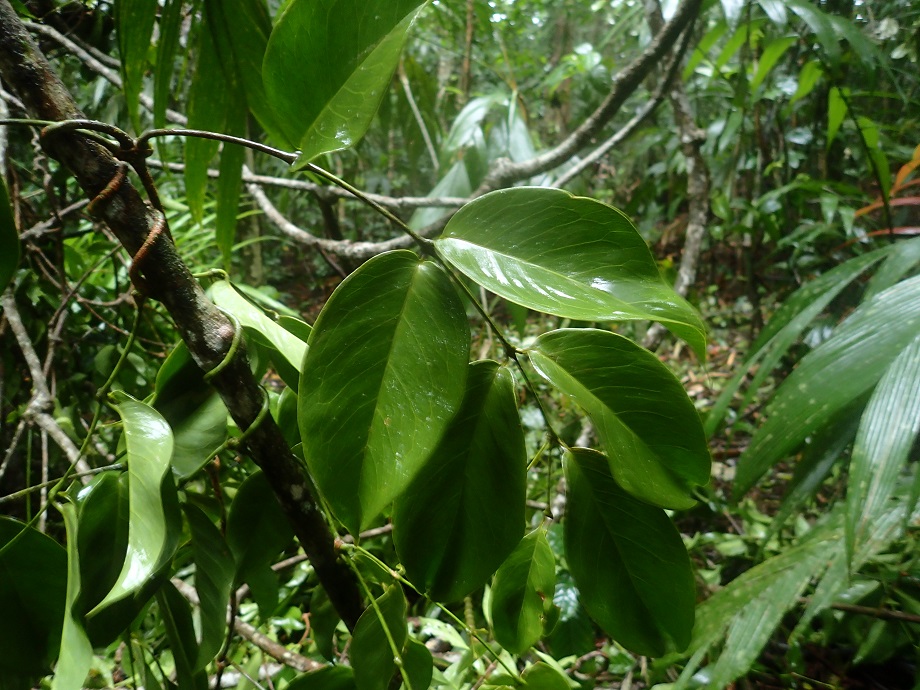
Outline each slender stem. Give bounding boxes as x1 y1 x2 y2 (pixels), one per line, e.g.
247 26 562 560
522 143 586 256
0 463 123 504
345 544 523 686
344 554 414 690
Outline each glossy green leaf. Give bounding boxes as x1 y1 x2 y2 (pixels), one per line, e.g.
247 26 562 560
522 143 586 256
299 250 470 534
226 470 294 611
288 666 357 690
489 528 556 654
72 473 131 645
0 517 67 685
154 342 228 479
50 503 93 690
846 334 920 564
394 361 525 602
89 395 181 617
115 0 156 129
547 572 594 658
530 329 709 509
157 583 208 690
210 279 307 391
153 0 183 128
436 187 705 358
350 585 408 690
522 662 571 690
0 176 19 293
184 504 235 668
735 274 920 495
403 637 434 690
263 0 427 164
564 449 695 657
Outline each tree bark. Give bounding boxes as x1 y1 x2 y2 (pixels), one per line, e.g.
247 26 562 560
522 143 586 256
0 0 364 630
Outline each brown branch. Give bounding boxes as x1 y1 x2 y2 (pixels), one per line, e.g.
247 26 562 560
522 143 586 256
172 578 325 674
642 0 711 352
0 0 364 629
474 0 703 194
1 289 92 477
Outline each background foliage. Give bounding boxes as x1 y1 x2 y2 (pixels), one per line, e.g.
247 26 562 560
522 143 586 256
1 0 919 688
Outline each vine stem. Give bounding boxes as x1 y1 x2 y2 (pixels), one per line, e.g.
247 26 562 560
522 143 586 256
345 544 524 686
343 552 414 690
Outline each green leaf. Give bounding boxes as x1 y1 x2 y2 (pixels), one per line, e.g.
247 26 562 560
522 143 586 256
186 24 227 223
72 473 131 645
203 0 288 143
403 638 434 690
436 187 705 358
309 586 340 661
157 583 208 690
210 280 308 391
522 662 571 690
676 521 841 689
489 528 556 655
88 395 181 618
751 36 795 93
735 274 920 495
529 329 709 510
154 342 228 479
827 86 847 146
564 449 695 657
350 585 408 690
263 0 427 164
0 176 19 293
705 249 887 437
226 471 294 614
789 60 823 106
394 361 525 602
787 0 841 67
184 504 235 668
846 334 920 564
215 108 246 270
0 517 67 684
288 666 357 690
50 503 94 690
115 0 156 130
153 0 183 128
299 250 470 534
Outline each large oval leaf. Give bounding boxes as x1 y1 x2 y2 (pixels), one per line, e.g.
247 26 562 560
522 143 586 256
393 361 526 602
263 0 427 165
528 329 709 509
735 273 920 495
564 448 695 657
435 187 706 358
299 250 470 534
488 528 556 654
88 395 181 617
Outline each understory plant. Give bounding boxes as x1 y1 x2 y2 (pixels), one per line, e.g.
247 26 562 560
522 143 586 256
0 1 713 689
